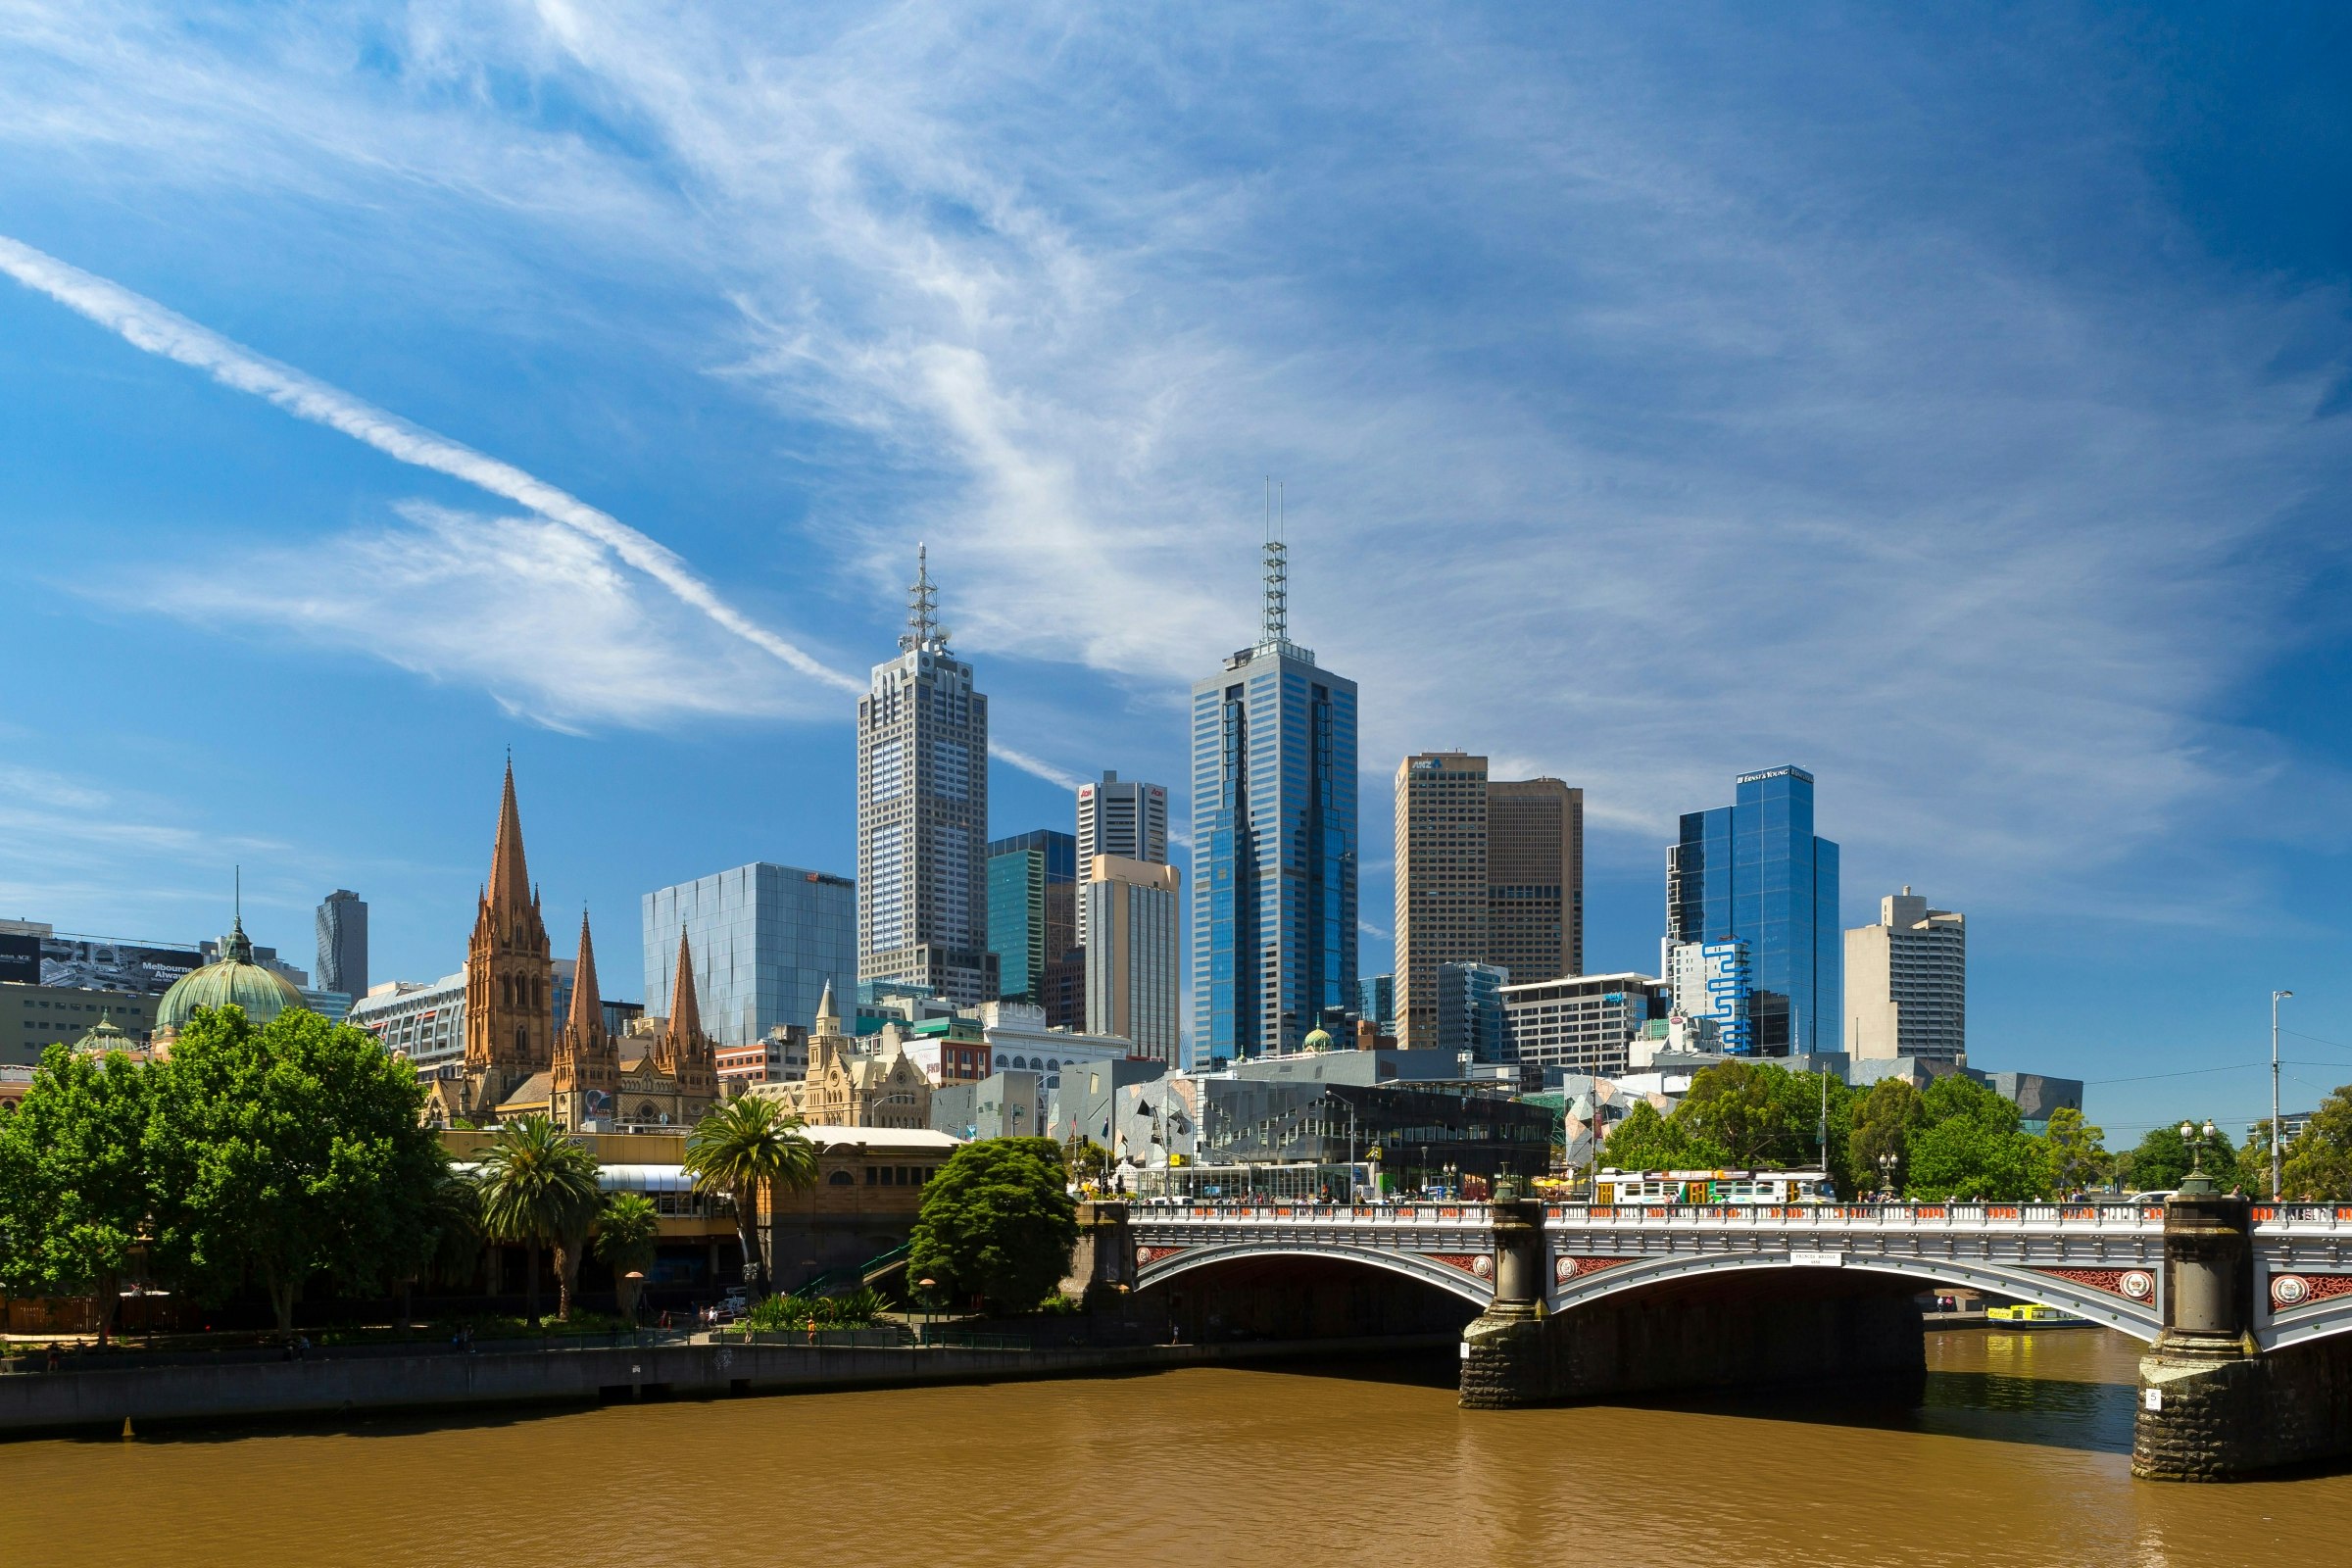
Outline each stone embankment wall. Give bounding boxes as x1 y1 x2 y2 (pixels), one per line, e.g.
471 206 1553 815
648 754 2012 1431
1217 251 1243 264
0 1333 1450 1439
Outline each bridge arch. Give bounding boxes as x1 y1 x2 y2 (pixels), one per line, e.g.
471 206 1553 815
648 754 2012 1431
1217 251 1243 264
1138 1240 1494 1308
1550 1250 2160 1341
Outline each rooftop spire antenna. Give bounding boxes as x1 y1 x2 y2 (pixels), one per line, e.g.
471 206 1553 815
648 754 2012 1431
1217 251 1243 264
902 542 944 652
1261 478 1289 648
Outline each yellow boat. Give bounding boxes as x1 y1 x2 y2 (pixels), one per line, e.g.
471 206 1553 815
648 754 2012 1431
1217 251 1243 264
1984 1302 2086 1326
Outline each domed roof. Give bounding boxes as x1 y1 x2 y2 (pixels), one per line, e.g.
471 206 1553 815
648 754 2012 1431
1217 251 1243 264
156 916 306 1033
73 1013 138 1055
1301 1026 1335 1052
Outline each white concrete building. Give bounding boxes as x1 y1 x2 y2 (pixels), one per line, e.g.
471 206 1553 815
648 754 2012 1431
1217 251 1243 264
1844 888 1966 1064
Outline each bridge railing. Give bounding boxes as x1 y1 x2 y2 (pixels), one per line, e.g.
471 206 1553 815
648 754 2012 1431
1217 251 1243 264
1544 1202 2165 1229
1135 1202 1494 1224
2251 1204 2352 1231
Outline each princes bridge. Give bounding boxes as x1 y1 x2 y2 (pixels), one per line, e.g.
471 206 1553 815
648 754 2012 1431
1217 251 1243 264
1072 1192 2352 1480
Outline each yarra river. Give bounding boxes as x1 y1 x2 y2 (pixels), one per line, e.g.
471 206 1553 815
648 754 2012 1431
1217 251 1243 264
7 1330 2350 1566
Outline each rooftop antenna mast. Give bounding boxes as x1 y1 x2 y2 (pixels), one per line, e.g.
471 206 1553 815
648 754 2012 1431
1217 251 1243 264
1261 478 1288 648
902 542 944 652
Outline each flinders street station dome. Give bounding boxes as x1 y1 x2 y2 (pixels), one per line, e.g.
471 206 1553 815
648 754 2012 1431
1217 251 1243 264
155 913 305 1034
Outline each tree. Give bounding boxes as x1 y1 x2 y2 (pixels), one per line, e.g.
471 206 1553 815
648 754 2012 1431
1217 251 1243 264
1847 1078 1925 1196
2120 1119 2238 1194
907 1137 1079 1313
2281 1085 2352 1200
594 1192 662 1321
0 1045 154 1347
683 1095 818 1296
2040 1107 2113 1195
148 1005 446 1334
1596 1100 1724 1172
1902 1074 2048 1200
1674 1061 1848 1176
472 1115 603 1325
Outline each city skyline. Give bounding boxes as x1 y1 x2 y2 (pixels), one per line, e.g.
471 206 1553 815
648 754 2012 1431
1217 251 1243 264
3 7 2348 1139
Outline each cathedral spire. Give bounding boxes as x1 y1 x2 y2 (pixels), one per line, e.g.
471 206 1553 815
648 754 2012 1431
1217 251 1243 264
486 757 532 918
565 909 602 1043
814 979 840 1036
667 930 702 1042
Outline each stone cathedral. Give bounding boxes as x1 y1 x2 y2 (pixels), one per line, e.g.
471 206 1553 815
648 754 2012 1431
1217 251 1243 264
424 761 721 1133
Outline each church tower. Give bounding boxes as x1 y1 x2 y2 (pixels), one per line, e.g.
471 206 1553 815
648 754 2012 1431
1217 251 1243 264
551 909 619 1130
464 760 553 1093
654 930 719 1105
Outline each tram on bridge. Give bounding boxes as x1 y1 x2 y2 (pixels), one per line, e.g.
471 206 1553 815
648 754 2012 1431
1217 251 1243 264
1592 1168 1835 1206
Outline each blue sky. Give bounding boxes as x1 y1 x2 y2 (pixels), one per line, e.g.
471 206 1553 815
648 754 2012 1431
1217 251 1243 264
3 2 2349 1144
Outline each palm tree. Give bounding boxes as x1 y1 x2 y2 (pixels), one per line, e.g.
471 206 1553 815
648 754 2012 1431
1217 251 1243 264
683 1096 818 1295
594 1192 661 1322
473 1116 602 1326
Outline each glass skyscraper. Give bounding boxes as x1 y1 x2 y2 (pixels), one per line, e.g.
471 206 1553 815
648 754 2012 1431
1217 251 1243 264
643 862 858 1044
1666 765 1839 1055
986 829 1077 1005
1190 536 1358 1062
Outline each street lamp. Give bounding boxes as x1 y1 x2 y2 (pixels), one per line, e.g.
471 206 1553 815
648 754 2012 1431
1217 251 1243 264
2179 1118 2220 1197
915 1277 938 1345
1877 1150 1899 1201
2273 990 2294 1201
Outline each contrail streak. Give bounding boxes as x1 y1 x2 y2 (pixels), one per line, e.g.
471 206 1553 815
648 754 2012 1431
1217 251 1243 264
0 232 861 696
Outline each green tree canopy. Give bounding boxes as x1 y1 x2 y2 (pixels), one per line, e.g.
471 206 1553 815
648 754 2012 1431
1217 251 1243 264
594 1191 662 1320
1903 1074 2046 1200
1597 1100 1726 1173
2281 1085 2352 1201
148 1005 445 1333
907 1137 1078 1313
473 1114 603 1324
2121 1119 2238 1194
2041 1107 2113 1195
0 1044 154 1346
1675 1060 1843 1170
683 1094 818 1295
1846 1078 1925 1196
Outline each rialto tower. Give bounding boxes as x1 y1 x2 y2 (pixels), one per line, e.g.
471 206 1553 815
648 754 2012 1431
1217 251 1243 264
1190 524 1358 1060
857 547 994 1005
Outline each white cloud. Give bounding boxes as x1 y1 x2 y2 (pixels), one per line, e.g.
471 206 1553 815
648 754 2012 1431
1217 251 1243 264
133 501 809 731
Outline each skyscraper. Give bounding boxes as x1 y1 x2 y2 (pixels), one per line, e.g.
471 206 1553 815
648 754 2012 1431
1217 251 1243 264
1084 854 1182 1064
1077 771 1170 865
1394 755 1585 1047
315 889 368 1002
1436 960 1511 1064
858 547 994 1006
986 829 1078 1010
1190 530 1357 1061
1843 887 1965 1063
643 862 858 1043
1666 765 1840 1055
1395 752 1490 1048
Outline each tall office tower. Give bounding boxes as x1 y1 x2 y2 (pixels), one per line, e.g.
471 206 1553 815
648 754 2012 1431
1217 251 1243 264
1356 973 1396 1036
1488 777 1583 984
986 830 1078 1008
1394 752 1491 1048
315 889 368 1002
1844 887 1966 1064
1665 765 1840 1055
1084 854 1182 1064
1435 960 1511 1064
1394 757 1587 1047
1077 771 1170 865
858 547 994 1007
643 862 858 1043
1190 530 1358 1060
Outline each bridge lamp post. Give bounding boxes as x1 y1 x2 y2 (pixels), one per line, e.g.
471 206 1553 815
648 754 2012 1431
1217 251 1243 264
1877 1150 1899 1201
2178 1119 2220 1197
2273 989 2293 1201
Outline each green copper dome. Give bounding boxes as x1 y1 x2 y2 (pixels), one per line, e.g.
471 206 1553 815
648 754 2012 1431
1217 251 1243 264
156 915 306 1033
73 1013 137 1054
1301 1026 1335 1052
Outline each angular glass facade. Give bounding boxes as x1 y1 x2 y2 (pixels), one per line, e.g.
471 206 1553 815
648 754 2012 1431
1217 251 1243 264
1665 766 1839 1055
643 863 858 1045
1190 640 1358 1063
985 829 1077 1004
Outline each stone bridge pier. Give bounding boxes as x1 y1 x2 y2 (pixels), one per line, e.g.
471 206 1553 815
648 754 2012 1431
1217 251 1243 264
2132 1195 2352 1480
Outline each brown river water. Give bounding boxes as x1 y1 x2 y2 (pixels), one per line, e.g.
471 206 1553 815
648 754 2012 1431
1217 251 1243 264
5 1330 2346 1567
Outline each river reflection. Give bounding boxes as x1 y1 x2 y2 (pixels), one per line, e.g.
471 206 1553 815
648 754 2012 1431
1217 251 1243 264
4 1330 2343 1568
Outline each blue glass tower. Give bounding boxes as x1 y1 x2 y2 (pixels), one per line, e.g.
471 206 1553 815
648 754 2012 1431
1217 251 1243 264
1666 766 1839 1055
1190 535 1358 1062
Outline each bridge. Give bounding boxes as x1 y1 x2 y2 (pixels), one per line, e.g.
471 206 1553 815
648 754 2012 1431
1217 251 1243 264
1089 1195 2352 1480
